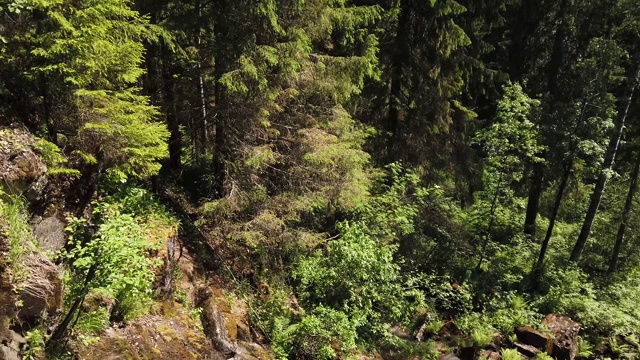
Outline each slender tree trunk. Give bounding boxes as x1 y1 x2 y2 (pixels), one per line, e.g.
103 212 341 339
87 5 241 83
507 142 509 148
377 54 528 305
47 261 98 346
47 234 100 347
607 151 640 274
385 0 410 163
547 0 569 98
196 0 208 162
533 158 573 275
212 0 229 197
508 0 541 81
161 45 182 171
476 170 504 271
141 7 159 103
524 161 545 236
570 69 639 262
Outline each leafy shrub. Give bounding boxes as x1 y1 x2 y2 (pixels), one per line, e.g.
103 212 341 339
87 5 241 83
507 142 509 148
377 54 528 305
273 306 357 360
490 294 540 335
353 163 428 244
294 221 421 338
22 329 45 360
388 337 440 360
533 265 607 336
472 324 496 348
418 275 473 318
457 313 495 347
250 285 296 341
62 201 162 322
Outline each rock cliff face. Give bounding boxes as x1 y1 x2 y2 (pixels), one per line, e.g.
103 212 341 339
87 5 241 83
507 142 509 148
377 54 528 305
0 230 19 360
16 254 63 324
0 127 63 360
0 127 48 200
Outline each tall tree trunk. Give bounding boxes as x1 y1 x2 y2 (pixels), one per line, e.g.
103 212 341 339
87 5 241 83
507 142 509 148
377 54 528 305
162 45 182 171
524 161 545 236
547 0 569 98
570 69 639 262
196 0 208 163
607 150 640 274
385 0 411 163
533 158 573 275
508 0 542 81
212 0 229 198
476 170 504 271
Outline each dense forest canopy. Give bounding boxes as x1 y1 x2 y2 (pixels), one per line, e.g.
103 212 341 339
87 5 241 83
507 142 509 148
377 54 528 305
3 0 640 359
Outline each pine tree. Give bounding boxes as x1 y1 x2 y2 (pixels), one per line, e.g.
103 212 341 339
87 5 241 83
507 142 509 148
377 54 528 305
2 0 169 179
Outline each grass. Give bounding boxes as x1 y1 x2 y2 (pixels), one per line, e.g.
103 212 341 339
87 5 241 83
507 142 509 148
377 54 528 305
0 191 37 281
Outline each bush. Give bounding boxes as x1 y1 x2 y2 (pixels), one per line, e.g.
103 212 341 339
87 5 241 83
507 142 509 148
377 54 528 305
62 201 163 322
22 329 45 360
273 306 357 360
294 221 421 338
419 275 473 318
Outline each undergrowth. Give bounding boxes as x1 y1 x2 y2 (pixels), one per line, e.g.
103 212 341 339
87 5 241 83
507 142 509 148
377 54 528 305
0 191 37 281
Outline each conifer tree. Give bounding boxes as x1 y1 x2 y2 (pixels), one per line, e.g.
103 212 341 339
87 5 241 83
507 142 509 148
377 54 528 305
2 0 169 179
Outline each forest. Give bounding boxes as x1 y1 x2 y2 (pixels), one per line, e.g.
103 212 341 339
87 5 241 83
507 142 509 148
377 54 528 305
2 0 640 359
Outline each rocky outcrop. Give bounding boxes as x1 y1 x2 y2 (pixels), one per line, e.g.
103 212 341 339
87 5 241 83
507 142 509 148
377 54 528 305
478 350 500 360
200 296 238 358
438 320 463 347
515 326 552 353
0 224 18 360
0 127 47 200
515 342 540 358
32 213 66 253
542 314 580 360
17 254 63 323
199 286 270 360
511 315 580 360
0 331 25 360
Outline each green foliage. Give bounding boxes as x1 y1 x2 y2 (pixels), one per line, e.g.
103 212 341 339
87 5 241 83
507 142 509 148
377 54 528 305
33 139 80 177
420 275 473 318
274 306 358 360
250 285 295 344
8 0 640 357
533 266 640 338
384 336 440 360
354 162 429 243
0 192 36 280
536 352 554 360
488 296 540 335
294 221 420 337
61 200 162 322
74 307 110 335
102 181 176 229
475 82 544 181
577 336 594 358
471 323 496 348
22 328 45 360
22 0 169 178
501 348 522 360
